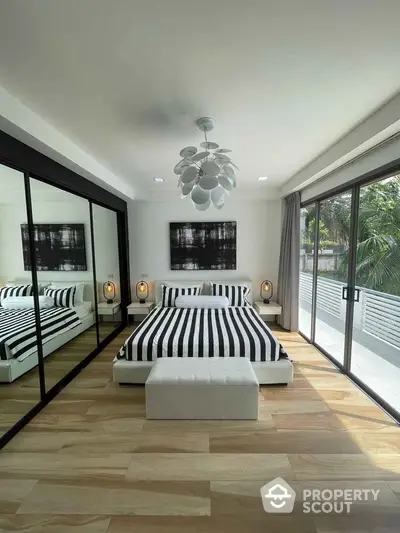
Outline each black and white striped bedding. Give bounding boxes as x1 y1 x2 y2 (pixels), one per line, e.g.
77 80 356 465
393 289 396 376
0 307 82 362
118 306 287 362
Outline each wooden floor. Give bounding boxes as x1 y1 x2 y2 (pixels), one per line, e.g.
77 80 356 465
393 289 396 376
0 327 399 532
0 324 116 439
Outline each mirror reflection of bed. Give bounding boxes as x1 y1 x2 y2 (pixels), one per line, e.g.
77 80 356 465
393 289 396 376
32 181 99 390
0 169 100 436
36 281 97 392
0 280 97 427
0 165 41 438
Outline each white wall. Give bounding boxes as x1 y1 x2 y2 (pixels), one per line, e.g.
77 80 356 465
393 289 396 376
129 197 281 300
301 135 400 202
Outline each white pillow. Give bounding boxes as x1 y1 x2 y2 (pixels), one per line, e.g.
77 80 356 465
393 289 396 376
176 295 229 309
49 282 85 303
1 296 54 309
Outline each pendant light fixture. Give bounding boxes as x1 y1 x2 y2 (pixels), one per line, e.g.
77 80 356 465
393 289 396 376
174 117 238 210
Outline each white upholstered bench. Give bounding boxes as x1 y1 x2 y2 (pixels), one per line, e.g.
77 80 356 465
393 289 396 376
145 358 259 420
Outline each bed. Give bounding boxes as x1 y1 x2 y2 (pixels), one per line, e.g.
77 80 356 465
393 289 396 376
0 281 95 383
113 280 293 385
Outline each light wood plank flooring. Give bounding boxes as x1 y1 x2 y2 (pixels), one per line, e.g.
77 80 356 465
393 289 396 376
0 324 117 438
0 327 399 532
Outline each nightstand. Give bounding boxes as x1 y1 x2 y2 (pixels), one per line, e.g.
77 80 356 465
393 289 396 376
127 301 155 322
253 301 282 322
97 302 121 321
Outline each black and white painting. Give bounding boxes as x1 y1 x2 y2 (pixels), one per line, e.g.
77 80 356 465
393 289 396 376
170 221 236 270
21 224 87 271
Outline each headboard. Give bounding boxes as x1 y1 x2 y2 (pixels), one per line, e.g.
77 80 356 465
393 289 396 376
154 279 253 306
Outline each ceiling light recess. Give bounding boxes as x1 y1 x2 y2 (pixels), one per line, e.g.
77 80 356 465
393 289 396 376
153 177 164 182
174 117 238 211
258 176 268 181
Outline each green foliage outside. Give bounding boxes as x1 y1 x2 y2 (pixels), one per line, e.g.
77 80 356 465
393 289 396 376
301 175 400 296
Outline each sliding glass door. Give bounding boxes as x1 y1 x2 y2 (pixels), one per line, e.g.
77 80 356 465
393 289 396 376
350 175 400 414
299 172 400 420
314 192 352 365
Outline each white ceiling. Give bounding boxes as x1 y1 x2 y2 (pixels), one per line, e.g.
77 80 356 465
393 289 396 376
1 0 400 198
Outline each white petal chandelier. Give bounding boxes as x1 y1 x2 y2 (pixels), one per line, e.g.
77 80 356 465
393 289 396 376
174 117 237 211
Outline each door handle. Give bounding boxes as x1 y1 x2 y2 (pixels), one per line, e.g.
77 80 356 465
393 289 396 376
354 288 360 302
342 286 348 301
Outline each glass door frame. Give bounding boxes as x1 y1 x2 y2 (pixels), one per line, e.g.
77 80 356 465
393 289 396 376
299 203 318 342
310 201 320 344
303 190 355 370
300 171 400 423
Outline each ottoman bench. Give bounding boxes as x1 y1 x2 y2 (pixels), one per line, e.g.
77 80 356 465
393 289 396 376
145 357 259 420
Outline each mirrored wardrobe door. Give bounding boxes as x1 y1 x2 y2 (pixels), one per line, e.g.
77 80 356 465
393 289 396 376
0 165 42 438
92 204 121 342
29 178 99 392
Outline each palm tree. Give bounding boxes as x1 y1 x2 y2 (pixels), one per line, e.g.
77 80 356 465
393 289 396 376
339 176 400 295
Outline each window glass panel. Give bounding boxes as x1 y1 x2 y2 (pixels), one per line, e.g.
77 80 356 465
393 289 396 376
350 175 400 413
314 191 352 365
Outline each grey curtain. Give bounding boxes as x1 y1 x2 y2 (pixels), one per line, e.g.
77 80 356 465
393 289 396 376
277 192 300 331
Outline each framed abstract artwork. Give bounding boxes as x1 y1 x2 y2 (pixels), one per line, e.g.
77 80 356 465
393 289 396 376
170 221 237 270
21 223 87 271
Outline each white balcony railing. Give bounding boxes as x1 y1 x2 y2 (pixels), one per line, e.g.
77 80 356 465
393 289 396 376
362 290 400 349
299 271 400 351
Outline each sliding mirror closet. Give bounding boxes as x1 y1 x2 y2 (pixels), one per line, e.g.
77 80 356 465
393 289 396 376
0 139 129 448
29 179 99 391
0 165 40 438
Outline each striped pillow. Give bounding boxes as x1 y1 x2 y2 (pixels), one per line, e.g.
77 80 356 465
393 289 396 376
161 285 202 307
211 283 251 307
0 285 33 306
44 286 76 308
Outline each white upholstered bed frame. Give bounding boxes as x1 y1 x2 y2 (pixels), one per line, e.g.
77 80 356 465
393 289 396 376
0 281 96 383
113 279 293 385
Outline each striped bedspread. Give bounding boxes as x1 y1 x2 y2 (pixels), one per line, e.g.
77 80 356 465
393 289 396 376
118 306 287 362
0 307 82 362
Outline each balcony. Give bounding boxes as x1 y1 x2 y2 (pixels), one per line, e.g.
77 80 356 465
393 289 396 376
299 271 400 413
